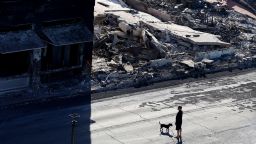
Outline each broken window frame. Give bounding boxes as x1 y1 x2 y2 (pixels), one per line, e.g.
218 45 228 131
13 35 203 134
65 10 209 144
0 51 31 78
40 44 83 74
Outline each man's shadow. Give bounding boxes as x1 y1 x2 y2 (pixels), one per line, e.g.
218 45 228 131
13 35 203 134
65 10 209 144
176 141 183 144
160 131 183 144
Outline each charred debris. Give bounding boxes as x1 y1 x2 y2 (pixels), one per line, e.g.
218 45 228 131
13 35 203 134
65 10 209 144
92 0 256 90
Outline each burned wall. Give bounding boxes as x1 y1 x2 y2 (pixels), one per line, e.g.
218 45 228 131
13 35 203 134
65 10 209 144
0 0 95 29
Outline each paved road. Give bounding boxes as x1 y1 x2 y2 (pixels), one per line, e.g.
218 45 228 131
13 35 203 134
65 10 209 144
1 71 256 144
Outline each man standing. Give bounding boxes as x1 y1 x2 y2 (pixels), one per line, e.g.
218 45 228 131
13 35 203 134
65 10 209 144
175 106 183 142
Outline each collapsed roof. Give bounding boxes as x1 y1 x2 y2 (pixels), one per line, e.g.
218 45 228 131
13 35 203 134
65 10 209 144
95 0 230 47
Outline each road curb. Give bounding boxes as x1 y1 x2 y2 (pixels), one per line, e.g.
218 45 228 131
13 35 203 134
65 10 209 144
1 68 256 111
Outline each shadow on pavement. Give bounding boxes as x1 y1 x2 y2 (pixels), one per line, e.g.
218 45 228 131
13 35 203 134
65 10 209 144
160 131 174 138
0 94 91 144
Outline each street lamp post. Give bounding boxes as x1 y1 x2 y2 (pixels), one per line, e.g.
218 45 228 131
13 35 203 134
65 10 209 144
69 113 80 144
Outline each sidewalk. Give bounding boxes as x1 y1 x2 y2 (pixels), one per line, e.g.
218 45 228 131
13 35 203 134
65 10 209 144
0 79 90 111
1 68 256 111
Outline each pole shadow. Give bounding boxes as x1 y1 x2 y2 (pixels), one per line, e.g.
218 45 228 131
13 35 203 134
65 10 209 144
0 91 92 144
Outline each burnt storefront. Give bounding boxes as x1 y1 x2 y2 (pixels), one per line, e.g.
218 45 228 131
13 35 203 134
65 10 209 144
0 0 95 93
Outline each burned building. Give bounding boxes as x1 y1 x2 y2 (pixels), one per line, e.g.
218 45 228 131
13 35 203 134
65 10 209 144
142 22 233 60
0 0 95 93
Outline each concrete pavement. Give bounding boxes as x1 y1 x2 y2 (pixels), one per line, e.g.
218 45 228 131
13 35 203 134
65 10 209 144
1 70 256 144
90 71 256 144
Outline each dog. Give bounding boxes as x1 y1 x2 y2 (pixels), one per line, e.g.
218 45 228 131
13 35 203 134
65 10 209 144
159 121 172 133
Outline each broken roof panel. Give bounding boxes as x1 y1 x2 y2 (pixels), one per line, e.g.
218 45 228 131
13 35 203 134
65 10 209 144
0 30 46 54
42 23 93 46
95 0 161 24
180 60 195 68
144 22 231 46
95 0 230 47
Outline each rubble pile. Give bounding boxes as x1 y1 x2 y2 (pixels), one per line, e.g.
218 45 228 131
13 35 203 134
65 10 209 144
135 0 256 51
136 0 256 68
139 0 176 13
92 0 256 91
93 13 171 89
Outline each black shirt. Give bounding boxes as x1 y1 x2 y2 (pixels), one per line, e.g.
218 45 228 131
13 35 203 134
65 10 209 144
176 110 183 125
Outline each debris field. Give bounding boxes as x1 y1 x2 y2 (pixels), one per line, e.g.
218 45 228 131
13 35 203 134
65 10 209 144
92 0 256 91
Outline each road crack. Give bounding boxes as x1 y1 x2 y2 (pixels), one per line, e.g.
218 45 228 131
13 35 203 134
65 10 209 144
105 131 126 144
118 107 156 125
93 122 126 144
186 113 216 135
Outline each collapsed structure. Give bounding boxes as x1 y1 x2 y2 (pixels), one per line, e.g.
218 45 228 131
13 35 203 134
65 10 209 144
141 21 233 60
0 0 95 94
92 0 256 90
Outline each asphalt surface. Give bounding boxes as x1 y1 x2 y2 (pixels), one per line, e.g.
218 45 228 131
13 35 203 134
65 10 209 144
90 70 256 144
1 70 256 144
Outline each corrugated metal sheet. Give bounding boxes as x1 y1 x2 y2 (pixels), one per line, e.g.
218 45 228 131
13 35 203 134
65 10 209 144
42 23 93 46
0 30 46 54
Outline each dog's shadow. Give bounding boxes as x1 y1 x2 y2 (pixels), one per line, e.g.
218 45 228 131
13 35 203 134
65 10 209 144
160 132 184 144
160 131 173 138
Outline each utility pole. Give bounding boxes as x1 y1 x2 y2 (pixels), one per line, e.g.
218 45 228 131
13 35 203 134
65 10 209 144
69 113 80 144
